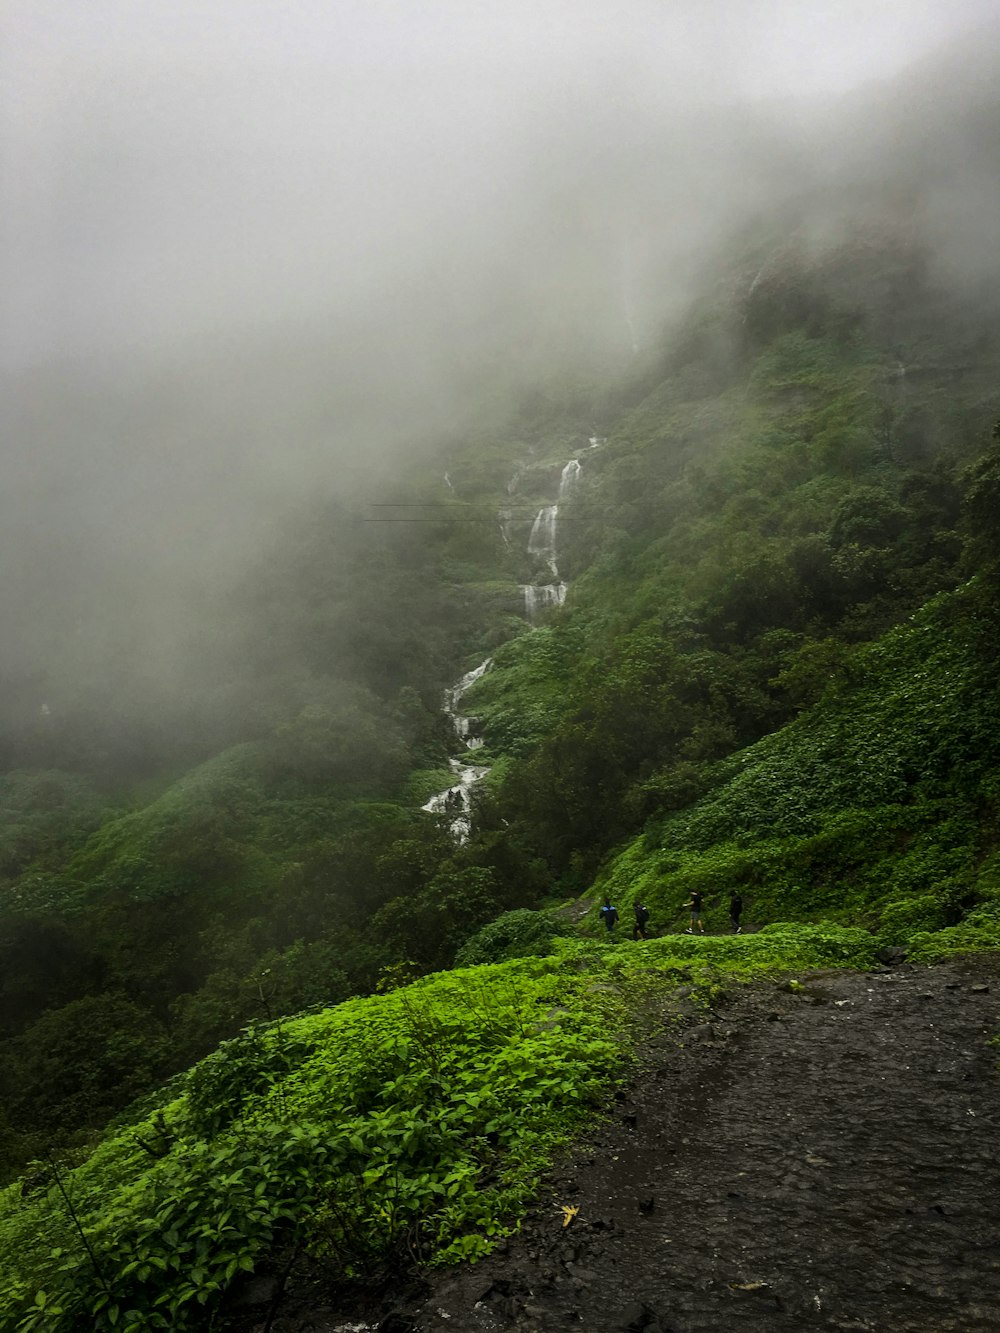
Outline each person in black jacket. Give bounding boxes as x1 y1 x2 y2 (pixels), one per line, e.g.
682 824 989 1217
730 891 744 934
633 901 650 940
684 890 705 934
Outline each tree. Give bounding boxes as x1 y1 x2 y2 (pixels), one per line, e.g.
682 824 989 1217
962 424 1000 580
1 994 169 1138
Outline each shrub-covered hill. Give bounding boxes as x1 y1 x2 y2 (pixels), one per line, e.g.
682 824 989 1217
460 232 1000 886
595 580 1000 956
2 221 1000 1188
0 925 877 1333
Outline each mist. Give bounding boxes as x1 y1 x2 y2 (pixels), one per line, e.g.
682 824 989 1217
2 0 999 759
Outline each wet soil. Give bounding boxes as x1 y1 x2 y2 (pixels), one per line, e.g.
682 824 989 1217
242 955 1000 1333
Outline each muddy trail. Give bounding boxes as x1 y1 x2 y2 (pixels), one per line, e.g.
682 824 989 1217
242 955 1000 1333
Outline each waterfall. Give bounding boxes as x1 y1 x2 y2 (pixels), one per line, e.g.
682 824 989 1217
527 504 560 578
422 758 490 842
559 459 581 498
444 656 492 729
522 583 567 618
520 454 587 621
422 656 492 842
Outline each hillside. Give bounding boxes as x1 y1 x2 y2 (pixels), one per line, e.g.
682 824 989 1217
393 954 1000 1333
2 214 1000 1327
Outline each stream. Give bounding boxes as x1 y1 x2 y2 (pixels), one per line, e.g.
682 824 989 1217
426 437 601 838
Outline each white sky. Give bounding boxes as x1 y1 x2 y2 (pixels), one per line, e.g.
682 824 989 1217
3 0 996 370
0 0 998 714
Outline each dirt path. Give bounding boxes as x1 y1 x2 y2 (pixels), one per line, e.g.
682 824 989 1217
385 956 1000 1333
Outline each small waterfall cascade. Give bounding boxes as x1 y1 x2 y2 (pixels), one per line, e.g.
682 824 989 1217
422 656 492 841
523 584 566 617
425 440 602 835
520 456 587 620
527 505 560 578
559 458 582 497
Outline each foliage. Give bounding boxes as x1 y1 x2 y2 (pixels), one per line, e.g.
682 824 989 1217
0 925 874 1331
2 225 1000 1185
454 909 571 966
596 584 1000 945
0 772 108 892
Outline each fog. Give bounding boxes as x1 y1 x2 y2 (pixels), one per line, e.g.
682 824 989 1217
2 0 999 753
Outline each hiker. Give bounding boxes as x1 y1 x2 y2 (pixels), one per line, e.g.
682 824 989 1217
600 898 619 932
684 890 705 934
730 890 744 934
633 901 650 940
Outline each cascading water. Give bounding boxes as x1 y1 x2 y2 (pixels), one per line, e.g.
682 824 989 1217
523 584 566 617
559 458 582 496
520 456 583 619
527 504 560 578
427 443 598 837
422 657 492 841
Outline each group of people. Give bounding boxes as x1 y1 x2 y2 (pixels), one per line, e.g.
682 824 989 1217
599 890 744 938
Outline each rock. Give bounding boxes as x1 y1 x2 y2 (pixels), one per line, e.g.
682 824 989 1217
876 945 908 966
638 1196 656 1214
614 1300 668 1330
566 1264 598 1283
228 1274 280 1309
476 1278 513 1303
686 1023 715 1042
970 983 990 993
379 1315 418 1333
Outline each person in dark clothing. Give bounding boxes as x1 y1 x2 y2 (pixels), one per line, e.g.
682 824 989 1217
600 898 619 932
633 901 650 940
730 891 744 934
684 890 705 934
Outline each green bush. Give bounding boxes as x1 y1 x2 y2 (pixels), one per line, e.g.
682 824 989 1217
454 909 570 966
0 926 875 1332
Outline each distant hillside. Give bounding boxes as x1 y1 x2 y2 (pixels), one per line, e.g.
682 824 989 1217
2 222 1000 1185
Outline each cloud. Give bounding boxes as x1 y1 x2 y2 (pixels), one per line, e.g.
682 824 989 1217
1 0 997 748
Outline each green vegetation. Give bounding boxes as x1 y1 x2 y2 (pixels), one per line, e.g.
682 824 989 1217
595 582 1000 948
2 222 1000 1315
0 925 873 1332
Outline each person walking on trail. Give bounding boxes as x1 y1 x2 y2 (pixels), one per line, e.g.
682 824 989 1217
633 901 650 940
600 898 619 932
729 890 744 934
684 890 705 934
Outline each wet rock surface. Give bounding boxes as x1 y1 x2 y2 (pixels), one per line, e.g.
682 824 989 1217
243 956 1000 1333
